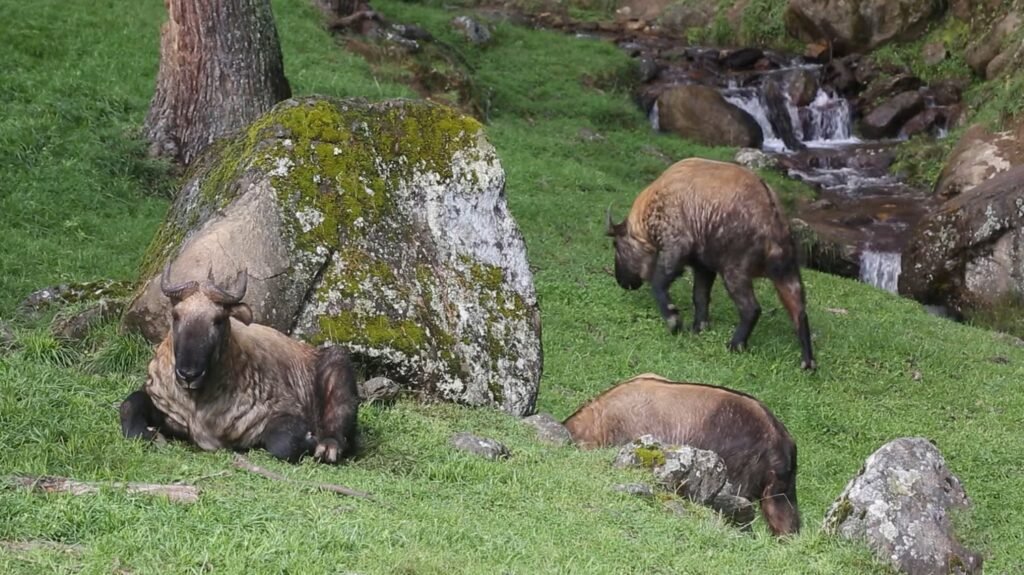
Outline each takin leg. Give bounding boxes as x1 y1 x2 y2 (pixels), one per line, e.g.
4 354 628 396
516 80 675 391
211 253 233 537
312 346 360 463
760 472 801 536
262 413 318 463
720 269 761 352
691 263 716 334
651 251 686 334
770 270 816 370
120 389 174 442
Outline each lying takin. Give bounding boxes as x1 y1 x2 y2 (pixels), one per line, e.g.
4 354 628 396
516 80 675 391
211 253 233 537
606 157 815 370
563 373 800 535
119 265 359 463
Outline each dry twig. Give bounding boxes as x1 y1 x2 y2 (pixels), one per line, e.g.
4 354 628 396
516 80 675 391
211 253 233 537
231 454 373 500
7 475 199 504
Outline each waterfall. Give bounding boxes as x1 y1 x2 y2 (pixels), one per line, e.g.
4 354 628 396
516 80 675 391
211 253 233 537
802 89 856 144
722 88 787 152
859 250 901 293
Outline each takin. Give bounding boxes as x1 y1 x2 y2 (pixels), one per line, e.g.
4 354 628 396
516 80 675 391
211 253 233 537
606 157 815 370
564 373 800 536
119 265 359 463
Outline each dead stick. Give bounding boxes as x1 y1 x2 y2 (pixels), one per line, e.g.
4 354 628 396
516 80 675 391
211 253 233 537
232 454 373 500
8 475 199 504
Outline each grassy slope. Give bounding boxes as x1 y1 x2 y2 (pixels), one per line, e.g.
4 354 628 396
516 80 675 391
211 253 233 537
1 0 1023 573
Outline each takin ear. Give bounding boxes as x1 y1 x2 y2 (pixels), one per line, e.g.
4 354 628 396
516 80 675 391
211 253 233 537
229 303 253 326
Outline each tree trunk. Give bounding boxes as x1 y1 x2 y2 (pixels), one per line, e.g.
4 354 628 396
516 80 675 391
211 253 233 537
145 0 292 165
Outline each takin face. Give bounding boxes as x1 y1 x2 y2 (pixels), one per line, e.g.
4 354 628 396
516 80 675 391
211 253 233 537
605 205 654 291
161 265 253 391
563 373 800 536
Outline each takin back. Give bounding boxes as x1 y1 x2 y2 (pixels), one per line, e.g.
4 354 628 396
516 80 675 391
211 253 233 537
606 157 815 370
563 373 800 535
119 265 359 463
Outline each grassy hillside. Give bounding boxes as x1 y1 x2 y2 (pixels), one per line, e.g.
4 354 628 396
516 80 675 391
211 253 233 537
2 0 1023 573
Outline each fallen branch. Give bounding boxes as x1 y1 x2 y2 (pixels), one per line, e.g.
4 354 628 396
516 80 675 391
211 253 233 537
232 454 373 500
7 475 199 504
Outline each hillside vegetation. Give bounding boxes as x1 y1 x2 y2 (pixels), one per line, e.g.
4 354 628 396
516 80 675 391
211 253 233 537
2 0 1023 573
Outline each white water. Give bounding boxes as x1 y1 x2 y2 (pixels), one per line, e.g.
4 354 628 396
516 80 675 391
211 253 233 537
723 85 857 152
649 101 660 131
859 250 901 293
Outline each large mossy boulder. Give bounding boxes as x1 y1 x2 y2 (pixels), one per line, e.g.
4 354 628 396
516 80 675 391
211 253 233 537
123 97 542 416
785 0 945 55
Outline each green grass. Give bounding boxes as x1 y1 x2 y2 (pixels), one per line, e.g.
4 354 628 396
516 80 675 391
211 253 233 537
2 0 1024 573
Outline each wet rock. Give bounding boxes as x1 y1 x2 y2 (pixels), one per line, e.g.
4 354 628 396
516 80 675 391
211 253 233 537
808 198 835 210
790 218 861 278
122 97 542 416
858 90 925 139
929 79 965 106
613 483 654 497
825 56 860 96
966 12 1021 76
656 85 763 148
785 67 819 107
935 123 1024 198
734 148 776 170
358 376 401 403
764 78 805 150
902 164 1024 311
719 47 763 71
785 0 945 54
823 437 983 575
900 108 942 138
450 16 491 45
521 412 573 445
50 299 124 343
637 57 662 84
653 445 728 505
450 432 510 460
922 42 947 66
860 74 923 111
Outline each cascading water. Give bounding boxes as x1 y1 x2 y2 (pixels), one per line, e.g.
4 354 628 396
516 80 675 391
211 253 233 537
859 250 902 293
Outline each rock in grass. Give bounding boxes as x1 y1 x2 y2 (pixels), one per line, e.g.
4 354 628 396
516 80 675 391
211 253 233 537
19 280 134 314
50 299 124 343
654 445 728 506
823 437 983 575
358 376 401 403
0 321 16 354
710 490 756 528
122 97 541 416
450 432 509 460
613 483 654 498
521 412 572 445
450 16 491 45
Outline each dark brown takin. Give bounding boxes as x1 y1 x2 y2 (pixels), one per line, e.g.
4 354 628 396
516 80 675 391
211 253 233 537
563 373 800 536
119 265 359 463
606 157 815 370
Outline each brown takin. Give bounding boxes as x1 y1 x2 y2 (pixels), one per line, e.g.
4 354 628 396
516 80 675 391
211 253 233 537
606 157 815 370
564 373 800 536
119 265 359 463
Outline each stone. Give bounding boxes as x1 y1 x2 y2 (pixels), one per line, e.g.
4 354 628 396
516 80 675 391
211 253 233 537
860 74 923 111
358 376 401 403
521 412 573 445
654 445 729 505
719 48 764 71
18 280 134 314
922 42 947 66
734 148 776 170
784 0 945 54
613 483 654 497
929 79 965 106
50 299 125 343
785 67 819 107
902 165 1024 311
823 437 983 575
122 97 542 416
858 91 925 139
900 108 942 138
450 16 491 45
985 50 1012 80
0 321 16 353
966 12 1021 76
710 492 757 528
935 123 1024 198
656 85 763 148
662 498 689 516
449 432 510 460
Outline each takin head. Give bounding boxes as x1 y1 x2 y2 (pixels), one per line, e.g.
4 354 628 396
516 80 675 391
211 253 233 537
605 205 654 291
160 264 253 392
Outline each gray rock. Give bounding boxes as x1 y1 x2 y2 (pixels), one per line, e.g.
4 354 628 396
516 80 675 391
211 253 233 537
121 97 542 416
859 91 925 139
710 492 756 528
50 299 124 343
449 432 510 460
611 434 665 469
613 483 654 497
934 123 1024 199
662 498 689 516
654 445 729 505
521 412 572 445
922 42 947 66
734 148 776 170
823 437 983 575
358 376 401 403
450 16 491 45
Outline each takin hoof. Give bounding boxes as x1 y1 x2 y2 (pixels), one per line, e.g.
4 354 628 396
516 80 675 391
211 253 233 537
727 340 748 353
801 359 817 371
665 313 682 335
691 320 709 334
313 438 346 464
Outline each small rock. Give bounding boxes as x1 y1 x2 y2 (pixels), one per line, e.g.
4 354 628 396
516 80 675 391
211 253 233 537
613 483 654 497
859 90 925 139
734 148 776 170
710 492 756 528
18 280 134 314
922 42 947 66
577 128 605 142
612 435 665 469
451 16 491 45
823 437 983 575
50 299 124 343
391 23 433 42
808 198 835 210
637 57 661 83
662 498 689 516
0 321 16 353
449 432 510 460
653 445 728 505
521 412 572 445
358 376 401 403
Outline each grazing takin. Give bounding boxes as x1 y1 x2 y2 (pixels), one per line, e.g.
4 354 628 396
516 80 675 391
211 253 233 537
119 265 359 463
564 373 800 535
606 157 815 370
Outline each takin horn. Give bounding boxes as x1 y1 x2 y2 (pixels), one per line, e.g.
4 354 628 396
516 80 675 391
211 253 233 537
203 268 248 305
160 263 200 301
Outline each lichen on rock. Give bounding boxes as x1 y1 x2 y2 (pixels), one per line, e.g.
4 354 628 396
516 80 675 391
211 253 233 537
123 96 541 416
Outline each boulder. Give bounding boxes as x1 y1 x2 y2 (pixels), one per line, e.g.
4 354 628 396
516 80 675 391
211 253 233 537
859 74 923 111
450 432 510 460
784 67 819 107
858 90 924 139
521 412 573 445
656 85 764 148
654 445 729 505
122 97 542 416
823 438 982 575
901 165 1024 311
965 12 1021 76
450 16 491 45
784 0 945 54
934 123 1024 198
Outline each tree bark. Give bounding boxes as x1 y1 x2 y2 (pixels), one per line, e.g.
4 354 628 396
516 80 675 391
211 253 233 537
145 0 292 165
